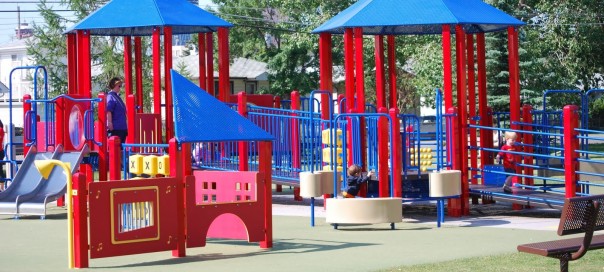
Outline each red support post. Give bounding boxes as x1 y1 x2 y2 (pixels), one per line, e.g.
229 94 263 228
290 91 301 200
238 92 249 171
466 34 477 185
442 25 453 110
198 33 207 90
507 27 521 130
390 108 402 197
522 105 534 186
76 30 91 98
476 33 490 168
319 33 333 120
447 107 464 216
206 33 214 96
108 136 121 180
152 27 161 115
169 139 187 257
354 28 365 113
66 34 77 95
258 141 273 248
374 35 386 109
455 25 469 215
218 27 230 102
354 27 367 169
344 28 355 111
387 35 397 109
164 27 174 142
563 105 579 198
72 172 88 268
134 37 143 113
377 107 389 197
97 93 107 181
22 94 32 156
126 94 135 145
123 36 133 97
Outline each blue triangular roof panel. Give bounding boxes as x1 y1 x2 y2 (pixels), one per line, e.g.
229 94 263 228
313 0 524 35
67 0 233 36
171 70 275 143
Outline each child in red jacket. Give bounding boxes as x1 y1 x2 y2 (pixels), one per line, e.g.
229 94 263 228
496 131 517 194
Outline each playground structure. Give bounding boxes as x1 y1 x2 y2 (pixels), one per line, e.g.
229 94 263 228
2 0 604 269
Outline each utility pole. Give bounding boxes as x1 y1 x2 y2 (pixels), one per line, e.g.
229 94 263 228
17 5 21 39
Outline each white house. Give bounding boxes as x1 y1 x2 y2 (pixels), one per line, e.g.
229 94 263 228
0 38 34 127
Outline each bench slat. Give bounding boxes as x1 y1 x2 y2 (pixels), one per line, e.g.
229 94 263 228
518 234 604 257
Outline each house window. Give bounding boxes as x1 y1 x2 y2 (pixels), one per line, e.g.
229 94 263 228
245 81 257 94
11 55 17 61
213 81 235 97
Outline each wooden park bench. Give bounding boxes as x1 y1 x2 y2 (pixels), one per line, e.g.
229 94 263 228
517 194 604 272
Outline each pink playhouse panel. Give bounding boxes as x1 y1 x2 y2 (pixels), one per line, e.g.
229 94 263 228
193 170 258 239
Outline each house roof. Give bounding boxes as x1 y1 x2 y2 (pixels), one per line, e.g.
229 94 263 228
313 0 525 35
0 38 28 51
170 69 275 142
174 55 268 80
66 0 232 36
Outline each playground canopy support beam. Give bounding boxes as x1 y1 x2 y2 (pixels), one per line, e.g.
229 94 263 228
466 34 478 185
164 26 174 141
218 27 230 102
206 32 214 96
387 35 397 109
198 33 207 90
66 34 77 95
319 32 333 120
344 29 355 112
152 27 161 115
76 30 91 98
442 25 453 110
476 33 491 166
454 25 470 216
134 37 143 113
374 35 386 109
124 36 133 97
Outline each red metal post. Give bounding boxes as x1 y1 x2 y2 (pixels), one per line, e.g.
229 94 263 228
206 33 214 96
447 107 464 216
319 33 333 119
344 29 355 111
66 34 77 95
123 36 133 97
72 172 88 268
152 27 161 115
466 34 477 185
390 108 402 197
354 27 368 169
258 141 273 248
563 105 579 198
108 136 121 180
76 30 91 98
387 35 397 109
507 27 521 130
164 27 174 142
522 104 534 186
126 94 135 145
238 92 249 171
374 35 386 109
442 25 453 110
97 93 107 181
377 107 389 197
198 33 207 90
455 25 469 216
168 138 187 257
218 27 230 102
134 37 143 113
476 33 490 168
290 91 301 200
23 94 32 155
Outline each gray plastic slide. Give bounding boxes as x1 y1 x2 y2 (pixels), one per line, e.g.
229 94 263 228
18 144 89 218
0 146 59 215
0 144 88 218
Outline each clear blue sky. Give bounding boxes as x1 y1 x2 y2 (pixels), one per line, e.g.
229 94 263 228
0 0 216 45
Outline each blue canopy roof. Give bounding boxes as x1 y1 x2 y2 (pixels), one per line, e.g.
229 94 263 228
66 0 233 36
170 70 275 143
313 0 525 35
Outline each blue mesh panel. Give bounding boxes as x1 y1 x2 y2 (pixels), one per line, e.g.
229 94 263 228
170 70 275 143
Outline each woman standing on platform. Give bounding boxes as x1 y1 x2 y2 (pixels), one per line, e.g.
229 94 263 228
106 77 128 145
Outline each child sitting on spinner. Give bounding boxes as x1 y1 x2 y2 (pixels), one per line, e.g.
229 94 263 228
495 131 517 194
343 164 373 198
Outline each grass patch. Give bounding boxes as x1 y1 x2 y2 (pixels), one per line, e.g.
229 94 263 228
381 250 604 272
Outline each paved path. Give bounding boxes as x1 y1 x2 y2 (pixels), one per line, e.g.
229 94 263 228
0 196 565 272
